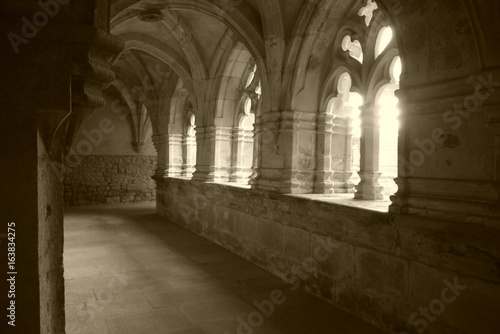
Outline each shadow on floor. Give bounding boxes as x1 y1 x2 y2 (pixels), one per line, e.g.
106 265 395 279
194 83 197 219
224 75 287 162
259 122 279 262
64 202 386 334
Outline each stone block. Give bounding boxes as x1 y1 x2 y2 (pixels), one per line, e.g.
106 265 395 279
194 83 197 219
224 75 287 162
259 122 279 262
355 248 408 301
106 197 121 204
257 219 283 253
234 212 258 242
397 216 500 284
346 219 397 254
215 208 236 235
312 235 354 281
128 183 149 191
409 262 500 334
64 155 156 205
283 225 310 263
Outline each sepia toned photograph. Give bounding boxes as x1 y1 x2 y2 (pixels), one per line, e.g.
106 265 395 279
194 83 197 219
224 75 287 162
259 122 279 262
1 0 499 333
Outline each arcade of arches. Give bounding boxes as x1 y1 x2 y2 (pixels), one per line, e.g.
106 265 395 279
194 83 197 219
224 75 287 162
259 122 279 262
1 0 500 333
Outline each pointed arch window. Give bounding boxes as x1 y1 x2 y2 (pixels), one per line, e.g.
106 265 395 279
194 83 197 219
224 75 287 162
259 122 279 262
182 109 197 178
316 3 402 202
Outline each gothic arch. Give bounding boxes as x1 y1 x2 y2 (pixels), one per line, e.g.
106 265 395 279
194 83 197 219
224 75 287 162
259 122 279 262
213 42 255 126
119 35 203 112
286 0 484 114
321 66 363 113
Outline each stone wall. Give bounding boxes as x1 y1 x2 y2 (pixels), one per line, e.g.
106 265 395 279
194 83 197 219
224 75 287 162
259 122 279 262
157 178 500 334
64 155 156 206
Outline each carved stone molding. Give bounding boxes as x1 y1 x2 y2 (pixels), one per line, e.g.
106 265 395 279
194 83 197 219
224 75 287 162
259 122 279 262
71 28 124 109
392 69 500 225
130 104 152 154
36 25 124 160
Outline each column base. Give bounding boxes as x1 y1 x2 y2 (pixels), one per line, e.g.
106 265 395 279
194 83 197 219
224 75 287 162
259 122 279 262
355 172 384 200
192 166 232 183
251 168 315 194
333 171 356 194
314 171 334 194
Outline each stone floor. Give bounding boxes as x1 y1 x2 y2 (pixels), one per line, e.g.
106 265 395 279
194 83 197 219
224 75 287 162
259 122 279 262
64 202 386 334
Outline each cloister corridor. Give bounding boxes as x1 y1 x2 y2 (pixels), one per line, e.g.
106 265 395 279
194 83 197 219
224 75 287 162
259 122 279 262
2 1 500 333
63 203 384 334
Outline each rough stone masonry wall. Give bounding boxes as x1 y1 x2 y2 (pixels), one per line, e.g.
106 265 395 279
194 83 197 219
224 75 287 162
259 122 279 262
64 155 156 206
157 178 500 334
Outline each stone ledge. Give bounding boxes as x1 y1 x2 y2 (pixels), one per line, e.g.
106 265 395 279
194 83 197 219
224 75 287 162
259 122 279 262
156 177 500 334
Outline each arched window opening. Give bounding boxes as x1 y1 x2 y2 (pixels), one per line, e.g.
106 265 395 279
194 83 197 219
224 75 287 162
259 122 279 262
375 27 393 59
342 36 364 63
244 97 252 116
319 6 402 202
317 73 364 194
245 64 257 89
376 56 401 196
255 81 262 98
347 92 363 187
187 114 196 137
182 111 197 178
231 96 255 185
358 0 378 26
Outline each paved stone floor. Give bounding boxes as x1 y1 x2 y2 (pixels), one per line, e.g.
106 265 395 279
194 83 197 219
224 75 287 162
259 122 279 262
64 202 386 334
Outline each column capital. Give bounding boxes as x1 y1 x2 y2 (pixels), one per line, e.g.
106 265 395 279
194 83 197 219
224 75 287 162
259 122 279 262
280 110 317 132
252 110 317 194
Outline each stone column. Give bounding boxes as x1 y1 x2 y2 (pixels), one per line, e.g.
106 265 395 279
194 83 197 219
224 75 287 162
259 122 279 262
152 134 169 178
241 128 254 181
152 134 184 178
355 103 384 200
0 4 123 333
192 126 233 182
182 133 197 178
229 127 254 184
252 110 317 194
166 134 183 177
314 112 335 194
230 128 246 183
249 116 264 184
332 114 355 193
390 70 500 223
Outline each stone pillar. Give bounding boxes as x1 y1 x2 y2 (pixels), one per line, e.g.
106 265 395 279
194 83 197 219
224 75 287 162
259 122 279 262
230 128 246 183
152 134 169 178
332 114 355 193
152 134 183 178
0 4 123 333
192 126 233 182
241 128 254 181
166 134 183 177
250 111 280 190
314 112 335 194
252 110 317 194
355 103 384 200
182 133 196 178
230 128 254 184
390 70 500 223
249 116 264 184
